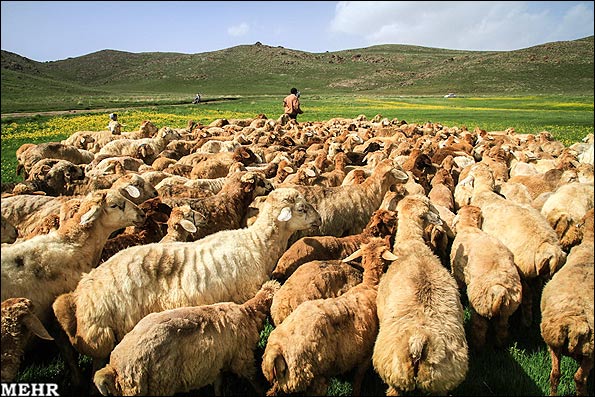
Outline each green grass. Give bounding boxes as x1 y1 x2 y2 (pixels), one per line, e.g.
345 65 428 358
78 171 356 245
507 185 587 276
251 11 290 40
2 94 594 396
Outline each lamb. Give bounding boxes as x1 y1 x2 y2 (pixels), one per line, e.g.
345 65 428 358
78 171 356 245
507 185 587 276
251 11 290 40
161 171 274 241
540 208 594 396
159 204 206 243
1 298 54 382
270 259 363 326
287 158 408 240
1 189 146 327
99 197 172 263
262 237 397 396
52 187 321 363
450 205 522 350
93 280 281 396
373 194 468 396
272 208 398 281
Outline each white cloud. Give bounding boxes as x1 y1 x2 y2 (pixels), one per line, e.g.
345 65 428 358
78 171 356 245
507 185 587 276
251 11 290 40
329 1 594 51
228 22 250 37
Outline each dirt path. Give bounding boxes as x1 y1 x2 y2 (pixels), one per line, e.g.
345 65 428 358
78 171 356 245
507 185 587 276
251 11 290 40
0 98 236 119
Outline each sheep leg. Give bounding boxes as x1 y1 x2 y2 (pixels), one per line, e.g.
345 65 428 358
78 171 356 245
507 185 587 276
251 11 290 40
47 314 87 396
470 309 489 351
520 278 533 328
386 385 401 396
574 356 594 396
307 376 329 396
548 346 561 396
352 357 372 396
213 373 223 396
493 314 511 348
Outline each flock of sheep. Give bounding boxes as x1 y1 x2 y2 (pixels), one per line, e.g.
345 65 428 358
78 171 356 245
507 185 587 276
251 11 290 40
1 111 593 396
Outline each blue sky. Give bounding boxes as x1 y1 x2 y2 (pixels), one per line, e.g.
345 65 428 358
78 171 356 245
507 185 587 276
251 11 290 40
1 1 593 62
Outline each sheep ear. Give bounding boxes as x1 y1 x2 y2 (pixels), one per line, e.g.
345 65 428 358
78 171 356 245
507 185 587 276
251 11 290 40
452 214 459 228
305 168 316 177
382 250 398 261
277 207 292 222
273 355 287 381
459 175 474 187
80 205 101 225
23 314 53 341
343 248 362 262
180 219 197 233
283 166 294 173
124 185 141 198
392 169 409 182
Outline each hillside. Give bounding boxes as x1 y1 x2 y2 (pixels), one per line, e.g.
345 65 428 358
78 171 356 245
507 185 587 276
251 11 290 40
1 36 593 113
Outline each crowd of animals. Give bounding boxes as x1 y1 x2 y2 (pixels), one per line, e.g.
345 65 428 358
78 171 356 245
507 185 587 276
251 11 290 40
1 112 593 396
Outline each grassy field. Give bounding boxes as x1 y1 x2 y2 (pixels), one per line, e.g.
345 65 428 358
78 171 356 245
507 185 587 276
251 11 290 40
1 94 594 396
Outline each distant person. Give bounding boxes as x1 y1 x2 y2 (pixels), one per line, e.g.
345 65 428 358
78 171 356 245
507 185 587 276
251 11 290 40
107 113 122 135
193 93 201 104
283 87 303 121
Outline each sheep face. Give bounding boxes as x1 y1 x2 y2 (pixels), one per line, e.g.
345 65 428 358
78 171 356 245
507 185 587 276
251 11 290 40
78 190 145 231
268 188 322 232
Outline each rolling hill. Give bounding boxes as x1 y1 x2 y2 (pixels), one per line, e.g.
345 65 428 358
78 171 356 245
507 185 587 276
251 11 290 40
1 36 593 113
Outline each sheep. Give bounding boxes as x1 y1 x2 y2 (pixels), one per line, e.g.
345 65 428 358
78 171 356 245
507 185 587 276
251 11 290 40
540 208 594 396
270 259 363 326
161 171 274 241
159 204 206 243
1 298 54 382
373 194 468 396
272 208 398 281
20 158 86 196
93 280 281 396
99 197 172 263
97 127 182 165
52 187 321 363
1 189 146 327
540 182 594 251
450 205 523 350
464 162 567 326
16 142 95 178
1 214 18 243
262 237 397 396
287 158 408 240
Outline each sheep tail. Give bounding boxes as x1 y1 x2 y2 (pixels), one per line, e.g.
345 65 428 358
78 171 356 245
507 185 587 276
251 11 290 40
566 318 591 355
490 285 508 317
262 346 288 384
52 293 77 340
535 242 567 277
408 331 428 365
93 364 118 396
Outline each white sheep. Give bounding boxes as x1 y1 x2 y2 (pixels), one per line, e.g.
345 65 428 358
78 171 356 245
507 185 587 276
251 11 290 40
93 280 281 396
1 189 145 327
262 237 396 396
52 187 321 363
450 205 523 349
373 194 468 396
540 208 594 396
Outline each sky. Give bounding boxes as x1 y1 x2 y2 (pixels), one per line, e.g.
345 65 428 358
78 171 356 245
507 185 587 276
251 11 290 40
1 1 594 62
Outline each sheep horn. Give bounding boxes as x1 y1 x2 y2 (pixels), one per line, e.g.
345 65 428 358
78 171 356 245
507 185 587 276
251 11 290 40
343 248 362 262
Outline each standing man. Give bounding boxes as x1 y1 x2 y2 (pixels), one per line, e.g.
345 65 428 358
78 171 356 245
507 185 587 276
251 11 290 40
283 87 303 121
